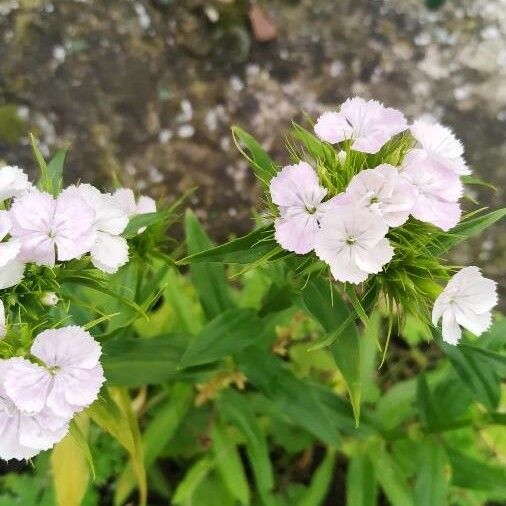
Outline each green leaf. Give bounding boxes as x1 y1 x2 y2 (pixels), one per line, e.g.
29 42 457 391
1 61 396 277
172 456 215 505
459 344 506 375
369 442 414 506
30 133 49 188
68 416 95 480
212 422 251 505
439 339 501 411
446 446 506 497
46 148 67 195
232 126 278 189
291 123 336 168
462 175 497 191
431 208 506 254
346 450 377 506
299 278 361 425
115 383 194 505
416 373 440 431
297 447 336 506
52 418 90 506
178 224 281 265
236 347 342 446
219 390 275 506
414 440 449 506
179 309 263 368
102 335 187 386
87 389 146 506
164 269 203 335
185 210 236 320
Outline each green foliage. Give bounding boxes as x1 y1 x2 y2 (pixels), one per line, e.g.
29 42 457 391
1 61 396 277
2 127 505 506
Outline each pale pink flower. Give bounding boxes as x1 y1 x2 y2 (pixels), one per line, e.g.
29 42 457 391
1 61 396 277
270 162 327 254
315 205 394 284
63 184 129 273
432 267 497 345
402 152 462 231
0 166 30 201
314 97 407 154
9 189 96 266
4 326 105 418
345 164 414 227
0 211 24 288
410 120 470 176
0 359 69 461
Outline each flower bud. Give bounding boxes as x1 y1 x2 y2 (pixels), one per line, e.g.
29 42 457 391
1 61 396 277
40 292 58 307
337 150 347 163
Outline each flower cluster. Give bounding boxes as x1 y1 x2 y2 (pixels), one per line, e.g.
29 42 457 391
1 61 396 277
269 97 498 344
0 326 104 460
0 165 156 287
0 162 157 460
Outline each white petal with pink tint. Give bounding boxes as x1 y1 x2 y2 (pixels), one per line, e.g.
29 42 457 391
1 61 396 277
315 205 394 284
315 97 407 154
432 267 497 345
31 326 105 417
0 166 30 201
270 162 327 254
9 189 96 266
410 120 470 175
402 153 463 231
346 164 414 227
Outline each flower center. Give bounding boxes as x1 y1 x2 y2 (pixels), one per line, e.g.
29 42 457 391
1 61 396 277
305 205 317 215
369 195 379 204
346 236 357 245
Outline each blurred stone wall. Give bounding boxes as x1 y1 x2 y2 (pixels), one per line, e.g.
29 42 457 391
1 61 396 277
0 0 505 296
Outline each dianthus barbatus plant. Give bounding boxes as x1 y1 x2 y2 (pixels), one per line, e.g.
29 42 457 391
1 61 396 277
0 135 177 469
180 97 504 421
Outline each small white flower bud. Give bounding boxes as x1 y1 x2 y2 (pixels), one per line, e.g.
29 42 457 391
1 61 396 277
41 292 58 307
337 150 347 163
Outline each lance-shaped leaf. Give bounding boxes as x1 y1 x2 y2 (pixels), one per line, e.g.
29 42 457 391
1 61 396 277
430 208 506 254
179 309 263 368
299 278 362 425
218 390 275 506
236 347 342 446
178 224 282 265
87 389 146 506
185 210 236 320
232 126 278 189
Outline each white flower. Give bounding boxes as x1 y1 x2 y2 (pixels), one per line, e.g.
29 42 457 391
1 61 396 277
9 189 96 266
0 166 30 201
270 162 327 254
314 205 394 283
401 152 462 231
0 359 69 461
63 184 129 273
3 326 105 418
410 120 470 176
314 97 407 154
345 164 414 227
0 211 24 288
432 267 497 345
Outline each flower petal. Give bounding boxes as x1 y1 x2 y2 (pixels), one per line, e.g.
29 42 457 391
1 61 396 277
91 232 129 273
314 111 352 144
3 358 51 414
